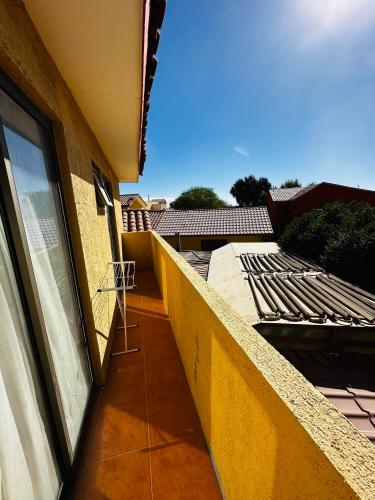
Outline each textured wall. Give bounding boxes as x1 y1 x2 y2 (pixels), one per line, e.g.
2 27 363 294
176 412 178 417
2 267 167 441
0 0 123 383
122 232 153 269
144 231 375 499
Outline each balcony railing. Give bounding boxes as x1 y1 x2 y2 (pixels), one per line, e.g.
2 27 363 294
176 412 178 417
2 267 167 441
122 230 375 499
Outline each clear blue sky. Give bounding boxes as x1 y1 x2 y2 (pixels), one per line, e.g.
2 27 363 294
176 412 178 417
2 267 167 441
121 0 375 205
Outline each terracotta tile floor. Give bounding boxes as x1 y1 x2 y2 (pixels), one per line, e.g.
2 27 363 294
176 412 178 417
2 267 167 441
72 270 222 500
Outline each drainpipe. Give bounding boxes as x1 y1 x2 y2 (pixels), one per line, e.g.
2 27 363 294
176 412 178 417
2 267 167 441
175 232 181 251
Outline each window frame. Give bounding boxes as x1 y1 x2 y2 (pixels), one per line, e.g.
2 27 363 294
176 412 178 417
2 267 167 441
0 67 93 488
92 165 113 208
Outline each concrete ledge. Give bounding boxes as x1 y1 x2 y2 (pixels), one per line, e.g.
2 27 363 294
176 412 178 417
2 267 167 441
145 231 375 499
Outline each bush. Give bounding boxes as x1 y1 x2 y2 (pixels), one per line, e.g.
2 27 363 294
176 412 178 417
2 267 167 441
279 201 375 292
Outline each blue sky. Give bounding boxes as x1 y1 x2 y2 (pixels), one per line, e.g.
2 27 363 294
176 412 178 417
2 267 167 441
121 0 375 205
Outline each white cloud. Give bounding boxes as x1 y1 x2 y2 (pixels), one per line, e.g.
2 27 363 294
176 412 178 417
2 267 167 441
234 146 249 157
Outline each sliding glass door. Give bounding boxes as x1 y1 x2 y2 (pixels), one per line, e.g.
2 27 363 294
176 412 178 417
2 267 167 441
0 78 92 496
0 214 61 498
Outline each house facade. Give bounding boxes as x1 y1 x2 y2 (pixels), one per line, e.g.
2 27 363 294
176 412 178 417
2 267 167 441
120 193 148 210
267 182 375 234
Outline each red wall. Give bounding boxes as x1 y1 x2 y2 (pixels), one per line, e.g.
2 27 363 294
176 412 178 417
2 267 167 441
267 183 375 234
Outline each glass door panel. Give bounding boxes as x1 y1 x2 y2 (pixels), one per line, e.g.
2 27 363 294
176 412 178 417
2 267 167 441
0 214 61 499
0 90 91 454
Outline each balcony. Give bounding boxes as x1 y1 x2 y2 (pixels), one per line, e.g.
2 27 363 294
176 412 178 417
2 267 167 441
73 230 375 498
72 268 221 498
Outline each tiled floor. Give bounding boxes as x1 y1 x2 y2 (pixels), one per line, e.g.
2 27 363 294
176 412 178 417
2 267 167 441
72 270 222 499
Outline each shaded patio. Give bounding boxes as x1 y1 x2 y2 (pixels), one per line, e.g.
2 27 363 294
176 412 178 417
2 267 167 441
71 270 222 499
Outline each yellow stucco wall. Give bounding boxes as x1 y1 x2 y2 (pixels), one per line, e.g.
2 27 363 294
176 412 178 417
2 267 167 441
163 234 267 251
128 196 148 209
122 232 153 269
142 231 375 499
0 0 123 383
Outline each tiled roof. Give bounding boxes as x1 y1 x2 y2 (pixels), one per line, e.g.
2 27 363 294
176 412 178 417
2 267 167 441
179 251 212 280
120 194 138 207
145 207 273 236
122 209 152 232
148 210 165 229
269 184 318 201
280 349 375 444
241 252 375 326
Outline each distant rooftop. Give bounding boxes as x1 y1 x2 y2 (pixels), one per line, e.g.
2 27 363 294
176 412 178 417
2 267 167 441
269 184 317 201
269 182 375 202
122 206 274 236
151 198 166 203
120 193 147 207
149 207 273 236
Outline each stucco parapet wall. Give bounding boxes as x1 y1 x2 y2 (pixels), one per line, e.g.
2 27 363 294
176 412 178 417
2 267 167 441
149 230 375 498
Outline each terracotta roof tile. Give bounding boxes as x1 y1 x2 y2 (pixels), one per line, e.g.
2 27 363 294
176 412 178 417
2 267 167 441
122 209 152 232
145 207 273 236
280 349 375 444
269 184 318 201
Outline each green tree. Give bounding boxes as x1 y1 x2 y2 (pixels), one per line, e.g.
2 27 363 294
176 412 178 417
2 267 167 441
279 201 375 292
170 186 227 210
230 175 271 207
279 179 301 188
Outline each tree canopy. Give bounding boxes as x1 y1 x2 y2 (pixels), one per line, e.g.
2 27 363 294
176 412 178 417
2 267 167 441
230 175 271 207
279 201 375 292
170 186 227 210
279 179 301 188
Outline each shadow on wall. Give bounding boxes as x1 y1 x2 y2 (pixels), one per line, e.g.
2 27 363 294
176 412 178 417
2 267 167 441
145 230 373 499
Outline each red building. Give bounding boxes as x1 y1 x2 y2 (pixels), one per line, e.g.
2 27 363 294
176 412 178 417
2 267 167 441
267 182 375 234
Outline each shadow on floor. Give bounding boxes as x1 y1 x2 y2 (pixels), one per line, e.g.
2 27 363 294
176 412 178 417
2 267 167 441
71 270 222 500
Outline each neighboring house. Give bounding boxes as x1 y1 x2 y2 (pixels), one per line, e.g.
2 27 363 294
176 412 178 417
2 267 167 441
122 206 274 250
267 182 375 234
120 193 148 209
150 197 167 210
207 242 375 445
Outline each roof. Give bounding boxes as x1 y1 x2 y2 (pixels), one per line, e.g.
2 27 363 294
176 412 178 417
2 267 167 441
122 210 152 232
179 251 212 280
269 182 375 203
146 207 273 236
151 198 166 203
269 184 318 201
240 252 375 326
139 0 166 174
24 0 165 181
280 349 375 444
120 194 147 207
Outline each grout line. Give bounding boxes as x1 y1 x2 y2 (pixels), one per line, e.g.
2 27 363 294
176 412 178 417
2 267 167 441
127 308 170 321
143 336 154 499
97 444 150 463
